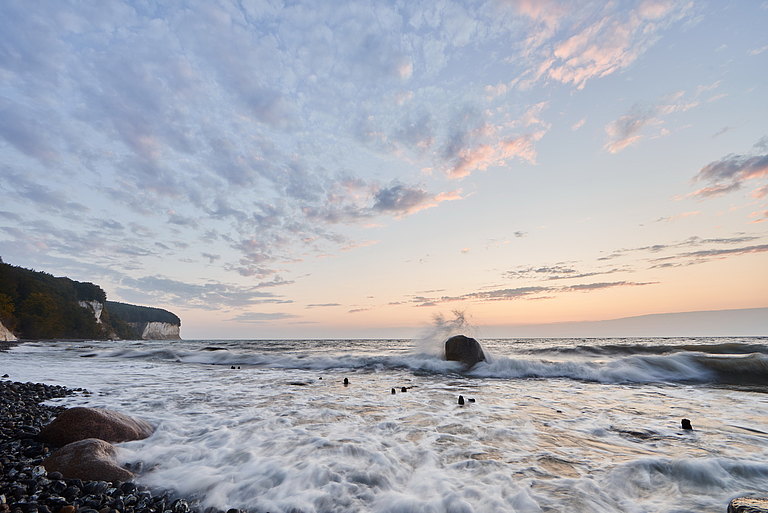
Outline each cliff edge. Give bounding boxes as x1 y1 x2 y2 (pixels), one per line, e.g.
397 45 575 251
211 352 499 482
0 259 181 340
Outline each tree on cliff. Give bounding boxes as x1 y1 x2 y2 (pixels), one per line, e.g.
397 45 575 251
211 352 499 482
0 259 180 340
0 292 16 331
0 260 112 339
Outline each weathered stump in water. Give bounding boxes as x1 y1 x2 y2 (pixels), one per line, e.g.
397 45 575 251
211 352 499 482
728 497 768 513
444 335 486 368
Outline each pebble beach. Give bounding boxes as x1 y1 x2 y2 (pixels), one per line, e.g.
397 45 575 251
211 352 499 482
0 379 207 513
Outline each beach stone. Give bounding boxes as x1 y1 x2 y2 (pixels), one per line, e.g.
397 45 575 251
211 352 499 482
42 439 134 482
729 497 768 513
444 335 486 368
38 407 154 446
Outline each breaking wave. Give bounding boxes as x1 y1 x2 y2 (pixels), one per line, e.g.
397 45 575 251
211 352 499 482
77 343 768 387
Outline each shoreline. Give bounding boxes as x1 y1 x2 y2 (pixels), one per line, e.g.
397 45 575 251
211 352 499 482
0 379 219 513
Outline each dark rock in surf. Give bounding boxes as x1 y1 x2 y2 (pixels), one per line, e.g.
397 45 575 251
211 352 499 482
458 395 465 405
39 407 154 446
391 388 396 394
343 378 349 386
444 335 485 368
42 438 134 481
468 398 476 403
681 418 693 430
401 387 407 393
728 497 768 513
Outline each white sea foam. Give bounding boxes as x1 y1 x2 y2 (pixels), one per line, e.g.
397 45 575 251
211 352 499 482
3 336 767 513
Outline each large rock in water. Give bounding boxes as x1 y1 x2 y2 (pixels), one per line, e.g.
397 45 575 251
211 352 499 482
729 497 768 513
444 335 486 368
43 438 134 481
39 407 154 446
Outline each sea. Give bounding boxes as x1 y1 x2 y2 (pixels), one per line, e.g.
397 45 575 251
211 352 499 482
3 329 768 513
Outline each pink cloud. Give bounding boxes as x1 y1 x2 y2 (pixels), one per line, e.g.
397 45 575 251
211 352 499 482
692 153 768 198
517 1 690 90
448 132 543 178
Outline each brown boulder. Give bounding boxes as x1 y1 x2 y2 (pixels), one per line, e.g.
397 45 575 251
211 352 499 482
445 335 486 368
39 407 154 446
42 438 134 481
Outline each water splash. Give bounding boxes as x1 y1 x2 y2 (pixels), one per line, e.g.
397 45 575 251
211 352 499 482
414 310 478 356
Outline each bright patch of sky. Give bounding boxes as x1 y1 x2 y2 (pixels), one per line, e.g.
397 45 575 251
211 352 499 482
1 0 766 338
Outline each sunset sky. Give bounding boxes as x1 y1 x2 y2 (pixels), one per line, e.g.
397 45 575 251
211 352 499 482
1 0 766 339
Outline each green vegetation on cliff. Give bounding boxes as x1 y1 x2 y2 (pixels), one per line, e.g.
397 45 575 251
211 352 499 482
0 258 180 340
105 301 181 325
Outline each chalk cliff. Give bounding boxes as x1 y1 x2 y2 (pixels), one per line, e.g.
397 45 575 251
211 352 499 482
78 300 104 324
139 321 181 340
0 320 16 341
105 301 181 340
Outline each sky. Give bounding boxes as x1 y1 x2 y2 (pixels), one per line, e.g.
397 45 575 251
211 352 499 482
0 0 766 339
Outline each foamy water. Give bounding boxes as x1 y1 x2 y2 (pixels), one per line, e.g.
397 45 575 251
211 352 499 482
3 336 767 513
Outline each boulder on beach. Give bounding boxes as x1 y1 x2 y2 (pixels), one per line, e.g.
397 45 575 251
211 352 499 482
39 407 154 446
444 335 486 368
728 497 768 513
42 438 134 481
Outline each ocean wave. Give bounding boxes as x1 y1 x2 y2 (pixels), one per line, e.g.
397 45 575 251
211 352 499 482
78 345 768 387
470 352 768 386
518 340 768 357
607 457 768 495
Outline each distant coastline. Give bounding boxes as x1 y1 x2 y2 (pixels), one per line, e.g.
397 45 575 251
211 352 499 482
483 307 768 339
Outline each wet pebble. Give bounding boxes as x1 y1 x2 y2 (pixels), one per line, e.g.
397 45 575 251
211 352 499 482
0 381 209 513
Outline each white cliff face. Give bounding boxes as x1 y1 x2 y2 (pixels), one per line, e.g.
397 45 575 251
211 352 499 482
141 322 181 340
78 300 104 324
0 320 16 341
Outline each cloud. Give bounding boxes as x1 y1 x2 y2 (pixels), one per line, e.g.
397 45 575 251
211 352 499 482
604 91 700 153
118 275 289 309
650 244 768 267
306 182 462 223
516 1 692 90
231 312 299 323
593 235 768 269
506 265 623 282
400 280 656 307
691 141 768 198
654 211 701 223
448 132 545 178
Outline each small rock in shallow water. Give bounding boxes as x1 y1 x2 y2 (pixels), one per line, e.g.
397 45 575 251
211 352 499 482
458 395 465 405
171 498 190 513
681 418 693 430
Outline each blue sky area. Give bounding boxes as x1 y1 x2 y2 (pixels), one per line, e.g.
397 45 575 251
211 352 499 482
1 1 766 338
